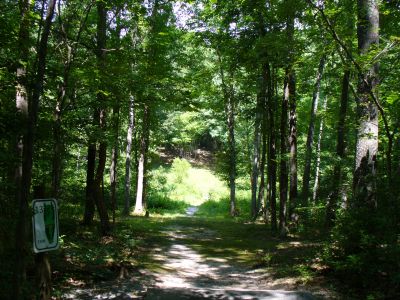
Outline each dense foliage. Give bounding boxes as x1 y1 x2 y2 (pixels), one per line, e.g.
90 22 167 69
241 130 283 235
0 0 399 298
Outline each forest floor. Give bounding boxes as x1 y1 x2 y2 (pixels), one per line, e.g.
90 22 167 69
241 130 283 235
51 151 348 299
54 212 345 299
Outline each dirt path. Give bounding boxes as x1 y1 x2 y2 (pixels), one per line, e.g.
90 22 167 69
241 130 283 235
62 215 339 299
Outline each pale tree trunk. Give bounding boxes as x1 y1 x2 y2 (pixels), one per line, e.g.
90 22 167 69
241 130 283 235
257 126 268 215
251 96 262 219
279 72 290 237
227 97 237 217
251 64 268 219
286 7 298 219
312 94 328 202
13 0 56 298
217 51 237 216
134 105 150 214
326 70 350 226
302 54 325 204
83 133 97 225
353 0 379 208
109 21 123 224
124 95 136 216
109 99 120 224
13 0 31 297
258 118 267 218
267 63 277 232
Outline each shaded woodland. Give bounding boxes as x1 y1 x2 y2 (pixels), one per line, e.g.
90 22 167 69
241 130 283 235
0 0 400 299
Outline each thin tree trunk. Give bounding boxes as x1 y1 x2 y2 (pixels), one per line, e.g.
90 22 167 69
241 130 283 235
258 117 267 218
109 20 123 224
353 0 379 208
251 97 262 219
287 8 298 219
326 70 350 226
252 64 268 219
267 63 277 232
13 0 56 298
109 101 120 224
217 51 237 217
312 95 328 202
279 72 290 237
227 97 236 217
302 54 326 204
124 95 136 216
83 138 96 224
134 105 150 214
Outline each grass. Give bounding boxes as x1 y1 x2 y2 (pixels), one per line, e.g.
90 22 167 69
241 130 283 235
51 213 341 299
147 158 229 214
47 157 346 298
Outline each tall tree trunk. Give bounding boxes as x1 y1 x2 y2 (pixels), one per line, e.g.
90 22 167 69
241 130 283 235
109 100 120 224
286 6 298 219
51 91 64 199
13 0 31 297
124 95 136 216
251 97 262 219
13 0 56 298
326 70 350 226
93 0 110 235
267 63 277 232
227 96 237 217
83 137 96 225
302 54 326 204
279 72 290 236
252 64 268 219
353 0 379 208
312 95 328 202
217 51 237 217
258 116 267 218
109 20 123 224
134 105 150 214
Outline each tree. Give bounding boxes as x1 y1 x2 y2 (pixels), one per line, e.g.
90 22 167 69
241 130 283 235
13 0 57 297
353 0 379 208
302 53 326 204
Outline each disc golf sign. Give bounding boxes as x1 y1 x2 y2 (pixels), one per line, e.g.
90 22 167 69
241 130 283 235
32 199 59 253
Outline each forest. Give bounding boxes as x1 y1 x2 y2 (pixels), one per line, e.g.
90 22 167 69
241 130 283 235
0 0 399 299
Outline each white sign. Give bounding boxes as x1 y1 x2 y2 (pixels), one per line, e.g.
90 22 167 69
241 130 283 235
32 199 59 253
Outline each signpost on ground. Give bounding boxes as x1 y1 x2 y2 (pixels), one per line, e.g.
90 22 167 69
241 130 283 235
32 198 59 300
32 198 59 253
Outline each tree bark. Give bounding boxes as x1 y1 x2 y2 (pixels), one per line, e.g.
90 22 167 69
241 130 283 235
284 5 298 219
134 104 150 214
93 0 110 235
353 0 379 208
227 96 237 217
279 71 290 236
83 138 96 225
326 70 350 226
124 95 136 216
13 0 56 298
312 94 328 202
267 63 277 232
252 64 268 219
302 54 326 204
217 51 237 217
13 1 31 296
258 115 267 219
109 99 120 224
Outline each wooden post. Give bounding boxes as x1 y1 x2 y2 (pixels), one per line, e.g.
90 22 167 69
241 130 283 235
33 185 52 300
